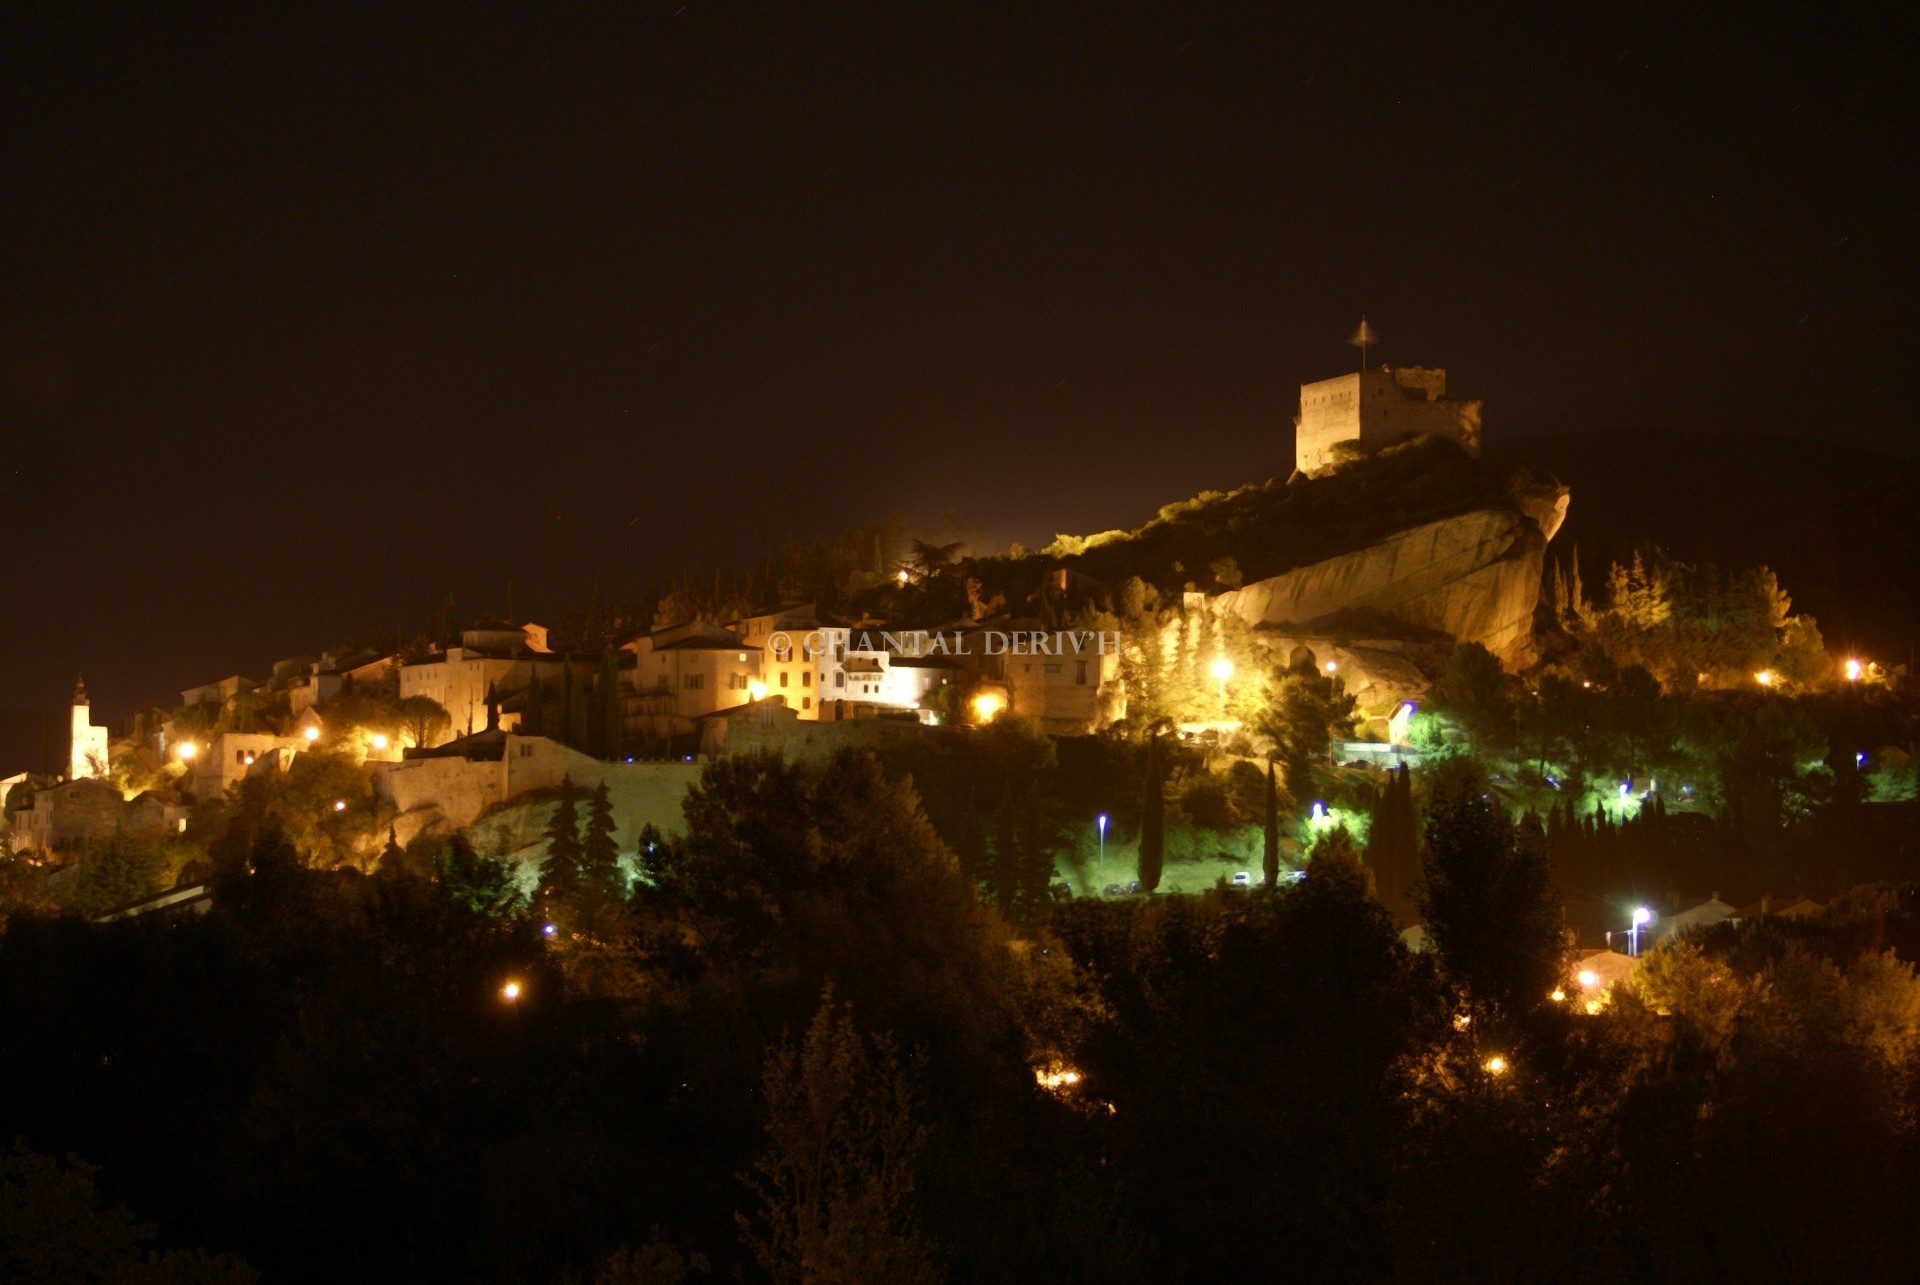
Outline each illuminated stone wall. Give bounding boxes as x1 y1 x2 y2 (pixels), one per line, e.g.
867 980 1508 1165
1295 366 1482 475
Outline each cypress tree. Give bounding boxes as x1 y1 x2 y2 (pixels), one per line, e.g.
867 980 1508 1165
568 665 590 750
1262 755 1280 887
376 825 407 878
599 649 623 760
1138 738 1165 893
523 665 545 739
559 664 577 750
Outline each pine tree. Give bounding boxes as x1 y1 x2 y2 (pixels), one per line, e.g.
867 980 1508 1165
1262 756 1280 887
1138 738 1165 893
580 782 623 902
539 778 585 904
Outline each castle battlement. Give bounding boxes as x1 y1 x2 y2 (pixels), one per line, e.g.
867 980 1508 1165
1294 365 1482 475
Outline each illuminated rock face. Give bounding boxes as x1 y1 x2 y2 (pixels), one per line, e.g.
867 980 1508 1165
1215 494 1566 667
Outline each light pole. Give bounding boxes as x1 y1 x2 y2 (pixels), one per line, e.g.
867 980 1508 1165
1630 906 1652 957
1209 657 1233 716
1096 813 1108 888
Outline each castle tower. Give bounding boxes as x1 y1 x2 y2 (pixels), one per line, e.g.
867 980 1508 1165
69 678 110 781
1294 365 1482 476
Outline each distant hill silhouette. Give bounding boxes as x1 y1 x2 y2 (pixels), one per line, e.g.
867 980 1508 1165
1501 430 1920 665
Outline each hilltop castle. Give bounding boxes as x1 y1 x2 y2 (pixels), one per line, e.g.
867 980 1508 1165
1294 365 1482 476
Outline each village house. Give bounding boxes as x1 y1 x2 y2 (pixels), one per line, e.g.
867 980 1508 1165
8 777 172 854
399 624 558 744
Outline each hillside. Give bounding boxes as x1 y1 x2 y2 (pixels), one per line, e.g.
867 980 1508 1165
982 437 1557 596
1503 430 1920 661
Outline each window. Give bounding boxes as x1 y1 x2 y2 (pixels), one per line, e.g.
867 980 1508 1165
1043 663 1061 675
802 672 811 688
779 672 789 688
684 673 704 690
802 697 811 710
836 672 845 688
1075 660 1088 685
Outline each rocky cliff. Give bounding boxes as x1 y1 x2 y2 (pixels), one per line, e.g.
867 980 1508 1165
1213 476 1569 668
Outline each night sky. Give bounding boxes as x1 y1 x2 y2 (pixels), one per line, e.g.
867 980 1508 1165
4 4 1915 759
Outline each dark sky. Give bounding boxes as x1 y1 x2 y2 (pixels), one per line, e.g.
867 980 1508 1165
3 2 1916 756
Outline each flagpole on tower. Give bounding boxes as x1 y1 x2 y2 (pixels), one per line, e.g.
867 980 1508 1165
1347 316 1377 371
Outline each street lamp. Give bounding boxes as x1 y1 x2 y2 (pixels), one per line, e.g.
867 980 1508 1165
500 981 522 1002
1630 906 1653 957
303 725 320 743
174 741 197 761
1096 813 1108 885
1844 658 1863 682
1209 656 1233 710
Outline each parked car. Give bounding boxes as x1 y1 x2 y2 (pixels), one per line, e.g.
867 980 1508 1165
1102 883 1125 897
1126 880 1142 895
1049 881 1073 901
1230 871 1253 888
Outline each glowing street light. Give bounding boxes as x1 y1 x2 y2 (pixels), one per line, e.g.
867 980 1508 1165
1550 989 1566 1003
500 981 522 1002
370 733 389 751
1844 658 1863 682
1209 656 1233 708
1096 813 1108 883
174 741 197 761
303 725 320 743
541 922 557 939
1577 969 1600 988
1483 1055 1508 1076
1324 660 1338 675
332 799 348 813
748 680 768 702
1754 669 1775 688
1630 905 1653 957
972 691 1005 723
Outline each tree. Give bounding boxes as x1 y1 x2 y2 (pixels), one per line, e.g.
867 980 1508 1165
1256 653 1359 804
1261 757 1280 887
1427 642 1516 755
538 779 585 906
1415 761 1563 1020
0 1142 257 1282
522 665 546 739
396 695 452 749
738 995 939 1285
599 649 624 760
1137 738 1166 893
1364 763 1420 925
580 782 623 904
72 832 179 917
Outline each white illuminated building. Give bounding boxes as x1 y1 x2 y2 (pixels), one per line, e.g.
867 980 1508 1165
69 679 110 780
